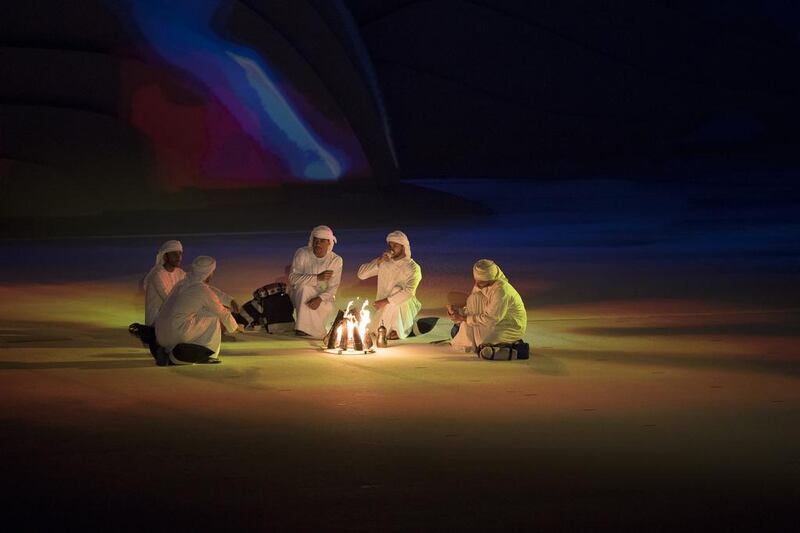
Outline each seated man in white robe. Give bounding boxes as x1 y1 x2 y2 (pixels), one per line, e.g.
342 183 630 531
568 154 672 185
288 225 343 338
130 240 187 357
449 259 527 353
132 240 239 357
357 230 422 340
142 239 240 325
154 256 241 365
143 240 186 326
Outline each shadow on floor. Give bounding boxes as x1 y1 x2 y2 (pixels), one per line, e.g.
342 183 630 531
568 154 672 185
0 357 154 370
542 347 800 377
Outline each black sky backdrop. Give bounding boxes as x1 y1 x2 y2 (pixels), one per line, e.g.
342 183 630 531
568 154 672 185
345 0 800 178
1 0 799 235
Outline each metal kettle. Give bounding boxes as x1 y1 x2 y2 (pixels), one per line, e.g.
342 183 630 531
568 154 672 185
376 321 388 348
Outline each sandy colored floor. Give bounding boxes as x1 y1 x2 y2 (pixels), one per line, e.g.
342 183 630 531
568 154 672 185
1 179 799 530
1 323 799 530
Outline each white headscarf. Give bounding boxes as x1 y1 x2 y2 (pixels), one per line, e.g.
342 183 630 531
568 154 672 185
154 240 182 267
386 230 411 259
143 240 183 291
189 255 217 282
473 259 507 282
307 225 337 255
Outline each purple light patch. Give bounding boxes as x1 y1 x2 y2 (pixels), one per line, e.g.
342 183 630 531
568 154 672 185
115 0 365 188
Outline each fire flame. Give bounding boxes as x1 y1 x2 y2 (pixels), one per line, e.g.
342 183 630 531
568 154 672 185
331 299 372 352
358 300 371 341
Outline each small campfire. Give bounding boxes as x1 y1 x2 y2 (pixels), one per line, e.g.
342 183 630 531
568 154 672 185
323 300 375 354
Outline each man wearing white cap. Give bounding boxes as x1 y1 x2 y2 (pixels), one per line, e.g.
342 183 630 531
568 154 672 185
448 259 527 352
154 255 241 365
143 240 186 326
357 230 422 340
142 240 239 325
288 225 343 338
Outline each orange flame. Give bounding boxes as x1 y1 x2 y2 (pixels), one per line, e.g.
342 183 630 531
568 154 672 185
334 299 373 350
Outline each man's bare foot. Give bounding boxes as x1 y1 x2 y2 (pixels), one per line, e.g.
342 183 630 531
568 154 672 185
388 330 399 340
295 330 311 337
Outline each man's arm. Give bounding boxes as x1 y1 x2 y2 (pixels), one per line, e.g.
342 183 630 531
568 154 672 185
208 286 240 314
318 256 343 303
386 262 421 305
356 258 379 280
203 286 240 333
209 286 231 306
288 249 319 287
466 289 509 329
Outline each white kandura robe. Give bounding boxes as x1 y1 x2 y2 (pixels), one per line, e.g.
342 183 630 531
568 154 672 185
144 266 186 325
288 247 343 338
452 279 527 352
357 257 422 339
154 278 238 359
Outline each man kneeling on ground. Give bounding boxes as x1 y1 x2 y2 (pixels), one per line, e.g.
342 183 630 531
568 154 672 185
448 259 527 353
154 256 242 365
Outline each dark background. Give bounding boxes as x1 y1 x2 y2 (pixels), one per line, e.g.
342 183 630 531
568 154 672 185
1 0 799 234
345 0 800 178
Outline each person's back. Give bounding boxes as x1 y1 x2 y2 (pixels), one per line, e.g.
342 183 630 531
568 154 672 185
154 256 239 364
484 278 526 343
155 279 205 349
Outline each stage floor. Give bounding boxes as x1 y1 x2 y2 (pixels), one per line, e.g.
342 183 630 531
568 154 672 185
1 178 799 530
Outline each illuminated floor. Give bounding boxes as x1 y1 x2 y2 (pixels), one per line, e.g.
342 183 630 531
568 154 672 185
1 178 798 530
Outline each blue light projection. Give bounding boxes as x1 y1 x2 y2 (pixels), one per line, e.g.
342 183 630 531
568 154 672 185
116 0 348 184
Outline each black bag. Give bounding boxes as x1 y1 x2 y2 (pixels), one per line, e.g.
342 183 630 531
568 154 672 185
477 340 530 360
235 283 295 334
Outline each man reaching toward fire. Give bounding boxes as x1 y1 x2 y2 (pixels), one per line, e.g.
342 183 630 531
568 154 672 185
357 230 422 340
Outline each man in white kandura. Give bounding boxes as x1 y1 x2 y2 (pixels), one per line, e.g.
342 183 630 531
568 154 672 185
288 225 343 338
142 240 239 325
154 256 241 365
449 259 527 352
143 240 186 326
357 230 422 340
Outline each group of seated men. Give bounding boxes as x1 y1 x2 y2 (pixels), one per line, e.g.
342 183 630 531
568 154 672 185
289 225 423 341
133 225 526 365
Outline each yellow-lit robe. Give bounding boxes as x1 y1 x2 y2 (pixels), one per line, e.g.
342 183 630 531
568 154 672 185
452 279 526 352
357 256 422 339
288 246 343 338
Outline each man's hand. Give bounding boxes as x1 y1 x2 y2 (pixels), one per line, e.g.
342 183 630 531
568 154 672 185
317 270 333 282
377 251 392 265
447 304 465 323
306 296 322 310
374 298 389 310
